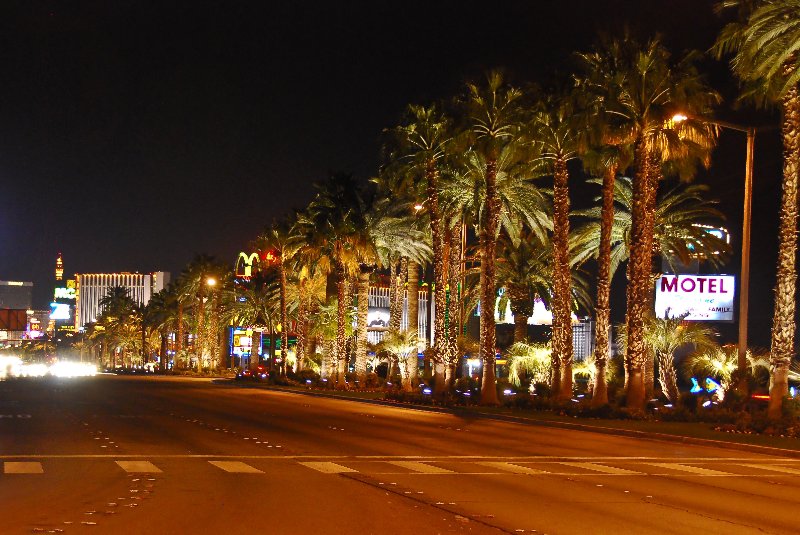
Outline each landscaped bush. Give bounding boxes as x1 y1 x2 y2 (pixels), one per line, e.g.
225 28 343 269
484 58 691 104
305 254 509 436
294 369 319 385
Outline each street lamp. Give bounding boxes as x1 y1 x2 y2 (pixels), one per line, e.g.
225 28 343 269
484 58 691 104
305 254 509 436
673 114 755 392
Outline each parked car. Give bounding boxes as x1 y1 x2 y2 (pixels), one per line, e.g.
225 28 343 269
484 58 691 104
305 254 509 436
236 365 269 381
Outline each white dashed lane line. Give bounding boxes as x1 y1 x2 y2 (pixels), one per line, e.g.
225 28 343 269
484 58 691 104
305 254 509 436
558 462 642 475
388 461 455 474
299 462 358 474
209 461 263 473
476 462 549 475
4 461 43 474
116 461 162 473
645 463 732 476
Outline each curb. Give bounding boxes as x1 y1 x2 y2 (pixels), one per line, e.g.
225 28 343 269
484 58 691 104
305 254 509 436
216 380 800 459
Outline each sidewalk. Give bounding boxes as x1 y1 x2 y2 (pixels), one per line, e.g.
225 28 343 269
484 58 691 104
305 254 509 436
216 379 800 458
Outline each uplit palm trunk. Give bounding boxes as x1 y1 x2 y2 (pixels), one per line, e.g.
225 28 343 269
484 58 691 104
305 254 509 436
159 332 167 372
406 260 420 382
426 160 449 394
444 223 462 387
479 158 500 406
643 158 662 401
657 351 680 403
624 139 653 411
335 259 348 388
279 263 289 377
176 302 184 369
295 282 307 372
769 82 800 420
389 259 406 333
592 164 617 407
552 158 574 401
197 286 206 372
355 268 370 384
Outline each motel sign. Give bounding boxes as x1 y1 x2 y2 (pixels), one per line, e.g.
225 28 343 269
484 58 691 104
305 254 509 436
654 274 736 322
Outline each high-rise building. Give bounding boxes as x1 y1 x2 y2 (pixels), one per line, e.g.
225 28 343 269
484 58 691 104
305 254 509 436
0 281 33 310
74 272 170 331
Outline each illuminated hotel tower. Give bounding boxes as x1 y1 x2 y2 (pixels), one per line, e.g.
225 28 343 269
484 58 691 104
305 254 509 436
74 272 170 331
55 253 64 282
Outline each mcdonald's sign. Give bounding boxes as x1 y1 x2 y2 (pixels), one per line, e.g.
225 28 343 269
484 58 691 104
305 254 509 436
235 252 260 279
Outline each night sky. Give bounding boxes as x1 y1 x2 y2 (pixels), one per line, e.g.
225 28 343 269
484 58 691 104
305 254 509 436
0 1 786 346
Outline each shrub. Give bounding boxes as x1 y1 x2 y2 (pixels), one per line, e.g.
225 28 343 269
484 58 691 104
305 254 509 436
295 369 319 385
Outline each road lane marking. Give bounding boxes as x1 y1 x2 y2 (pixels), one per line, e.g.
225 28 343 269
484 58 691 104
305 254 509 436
739 463 800 475
387 461 454 474
4 462 43 474
476 462 548 475
559 462 641 475
646 463 730 476
115 461 162 473
209 461 263 473
299 462 357 474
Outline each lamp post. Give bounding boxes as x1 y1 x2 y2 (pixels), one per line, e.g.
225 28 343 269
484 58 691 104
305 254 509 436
673 114 755 392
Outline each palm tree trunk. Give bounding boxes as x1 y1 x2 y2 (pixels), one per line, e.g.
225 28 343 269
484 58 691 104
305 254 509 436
296 283 307 372
552 157 573 401
279 263 289 377
592 164 617 407
479 158 500 406
446 224 462 380
406 260 420 382
335 260 348 388
355 269 370 384
159 332 167 372
769 83 800 420
427 160 449 391
197 288 205 373
657 351 679 403
176 302 184 369
624 138 653 411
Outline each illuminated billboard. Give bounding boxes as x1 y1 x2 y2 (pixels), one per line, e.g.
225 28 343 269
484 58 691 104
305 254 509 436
49 303 72 321
654 275 735 322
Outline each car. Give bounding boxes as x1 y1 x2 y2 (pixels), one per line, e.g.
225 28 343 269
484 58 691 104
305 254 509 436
236 364 269 381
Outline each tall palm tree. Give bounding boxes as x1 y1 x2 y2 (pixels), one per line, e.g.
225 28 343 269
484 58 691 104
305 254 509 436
577 36 719 412
383 104 452 381
454 71 550 404
301 174 371 387
715 0 800 419
256 218 301 377
529 94 583 400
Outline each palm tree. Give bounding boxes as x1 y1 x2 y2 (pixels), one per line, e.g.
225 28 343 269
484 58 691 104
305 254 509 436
686 344 770 400
301 174 371 387
383 104 452 381
452 71 550 404
256 218 301 377
380 328 423 392
620 313 716 403
506 341 552 388
715 0 800 419
529 94 583 400
573 36 720 411
227 270 280 368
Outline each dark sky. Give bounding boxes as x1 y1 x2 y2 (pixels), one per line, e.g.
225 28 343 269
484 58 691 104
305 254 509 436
0 1 786 346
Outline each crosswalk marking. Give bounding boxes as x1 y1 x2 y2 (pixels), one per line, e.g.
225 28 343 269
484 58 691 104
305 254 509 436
115 461 162 473
739 463 800 475
209 461 263 473
476 462 548 475
299 462 357 474
388 461 454 474
4 462 43 474
646 463 730 476
559 462 641 475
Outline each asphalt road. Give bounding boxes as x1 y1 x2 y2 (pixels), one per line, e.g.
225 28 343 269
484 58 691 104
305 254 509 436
1 375 799 535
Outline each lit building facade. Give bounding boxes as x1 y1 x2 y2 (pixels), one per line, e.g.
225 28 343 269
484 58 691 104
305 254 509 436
0 281 33 310
74 272 170 330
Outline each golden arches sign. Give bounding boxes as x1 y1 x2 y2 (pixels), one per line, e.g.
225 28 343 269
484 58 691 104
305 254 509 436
235 252 260 279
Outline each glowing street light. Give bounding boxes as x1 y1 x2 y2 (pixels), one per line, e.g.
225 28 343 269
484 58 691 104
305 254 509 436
206 277 217 287
672 113 755 393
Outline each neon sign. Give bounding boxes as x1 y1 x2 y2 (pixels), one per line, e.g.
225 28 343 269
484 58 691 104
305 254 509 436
49 303 71 321
54 287 76 300
235 252 260 279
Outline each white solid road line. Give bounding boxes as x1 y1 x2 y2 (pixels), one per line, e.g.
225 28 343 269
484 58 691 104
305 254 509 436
476 462 549 475
4 462 43 474
739 463 800 475
115 460 162 473
646 463 731 476
388 461 454 474
209 461 263 473
559 462 642 475
299 462 358 474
